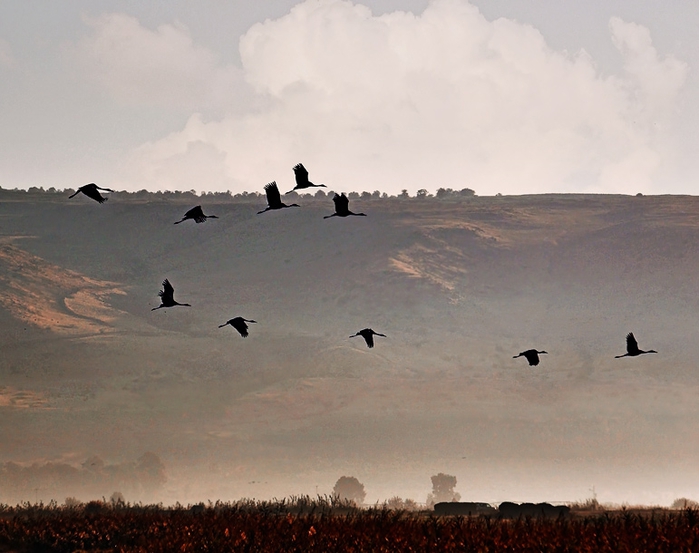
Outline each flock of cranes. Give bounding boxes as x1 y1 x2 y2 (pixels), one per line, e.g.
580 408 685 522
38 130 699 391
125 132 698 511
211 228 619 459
69 183 115 204
350 328 386 349
72 163 382 348
513 349 548 367
511 331 658 366
69 163 657 363
219 317 258 338
151 279 190 311
174 206 218 225
615 333 657 359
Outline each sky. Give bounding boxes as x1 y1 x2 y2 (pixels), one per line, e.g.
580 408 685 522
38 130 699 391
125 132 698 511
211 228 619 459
0 0 698 196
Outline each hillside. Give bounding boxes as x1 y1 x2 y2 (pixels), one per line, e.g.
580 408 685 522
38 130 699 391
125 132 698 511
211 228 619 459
1 188 699 505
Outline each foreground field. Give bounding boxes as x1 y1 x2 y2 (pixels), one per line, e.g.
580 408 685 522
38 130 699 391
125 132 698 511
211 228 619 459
1 502 698 552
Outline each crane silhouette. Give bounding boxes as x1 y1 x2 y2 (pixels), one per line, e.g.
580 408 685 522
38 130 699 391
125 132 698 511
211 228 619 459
324 193 366 219
151 279 191 310
287 163 327 193
174 206 218 224
513 349 548 366
350 328 386 348
219 317 257 337
68 183 115 203
615 332 657 358
257 182 300 214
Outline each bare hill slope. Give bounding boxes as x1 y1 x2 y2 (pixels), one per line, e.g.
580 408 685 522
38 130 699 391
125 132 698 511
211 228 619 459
1 190 699 504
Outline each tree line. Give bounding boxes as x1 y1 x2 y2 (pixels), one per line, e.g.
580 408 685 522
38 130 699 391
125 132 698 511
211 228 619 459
0 186 476 203
0 452 166 505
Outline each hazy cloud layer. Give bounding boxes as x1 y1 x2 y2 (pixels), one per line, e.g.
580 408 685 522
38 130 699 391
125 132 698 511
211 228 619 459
70 13 244 111
0 38 14 69
110 0 686 195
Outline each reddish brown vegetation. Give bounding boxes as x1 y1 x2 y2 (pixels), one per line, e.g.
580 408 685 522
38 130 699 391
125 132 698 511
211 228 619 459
1 503 699 552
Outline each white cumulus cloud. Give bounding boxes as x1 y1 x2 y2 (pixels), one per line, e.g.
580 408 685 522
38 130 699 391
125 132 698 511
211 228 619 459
116 0 688 195
610 16 688 119
69 13 244 111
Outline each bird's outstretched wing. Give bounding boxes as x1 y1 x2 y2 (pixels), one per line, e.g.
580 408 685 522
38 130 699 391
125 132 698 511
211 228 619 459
333 193 349 213
350 329 376 348
293 164 309 187
160 279 174 302
264 182 282 208
186 206 207 223
626 332 639 354
233 320 249 337
82 184 108 203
